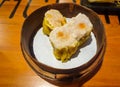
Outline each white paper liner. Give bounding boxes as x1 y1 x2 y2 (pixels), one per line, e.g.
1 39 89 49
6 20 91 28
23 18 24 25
33 27 97 69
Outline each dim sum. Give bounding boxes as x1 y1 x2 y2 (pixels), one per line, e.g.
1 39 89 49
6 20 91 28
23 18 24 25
49 13 93 62
43 9 66 36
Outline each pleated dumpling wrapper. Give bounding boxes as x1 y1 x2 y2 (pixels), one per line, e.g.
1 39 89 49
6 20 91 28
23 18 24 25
43 9 66 36
49 13 93 62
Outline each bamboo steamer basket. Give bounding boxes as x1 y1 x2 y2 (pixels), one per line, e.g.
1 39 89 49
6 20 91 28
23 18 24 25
21 3 106 86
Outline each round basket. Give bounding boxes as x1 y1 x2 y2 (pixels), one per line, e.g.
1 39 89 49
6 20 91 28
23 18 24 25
21 3 106 86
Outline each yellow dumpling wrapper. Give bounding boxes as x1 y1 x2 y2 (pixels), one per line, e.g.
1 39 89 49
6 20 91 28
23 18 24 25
49 13 93 62
42 9 66 36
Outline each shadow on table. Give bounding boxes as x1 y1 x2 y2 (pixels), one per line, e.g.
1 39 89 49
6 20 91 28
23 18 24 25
45 59 103 87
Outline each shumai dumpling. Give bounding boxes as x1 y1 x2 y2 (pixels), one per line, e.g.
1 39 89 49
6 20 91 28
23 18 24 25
43 9 66 36
49 13 93 62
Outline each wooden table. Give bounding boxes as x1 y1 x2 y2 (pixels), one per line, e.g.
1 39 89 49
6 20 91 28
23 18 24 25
0 0 120 87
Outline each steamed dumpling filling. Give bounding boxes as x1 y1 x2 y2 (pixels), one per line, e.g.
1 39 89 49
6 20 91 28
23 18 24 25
49 13 93 62
42 9 66 36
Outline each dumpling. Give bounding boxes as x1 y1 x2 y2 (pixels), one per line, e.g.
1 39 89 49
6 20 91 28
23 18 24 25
49 13 93 62
42 9 66 36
